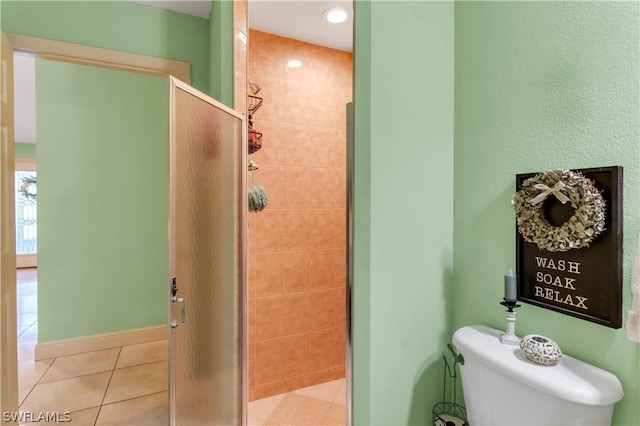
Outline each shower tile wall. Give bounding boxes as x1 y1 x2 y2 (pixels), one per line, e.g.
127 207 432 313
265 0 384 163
234 0 247 113
247 29 352 402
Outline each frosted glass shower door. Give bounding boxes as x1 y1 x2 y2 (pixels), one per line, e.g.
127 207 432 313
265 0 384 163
169 77 247 426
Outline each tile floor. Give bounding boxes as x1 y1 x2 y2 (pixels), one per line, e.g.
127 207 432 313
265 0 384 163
18 335 169 424
16 269 346 425
248 379 346 425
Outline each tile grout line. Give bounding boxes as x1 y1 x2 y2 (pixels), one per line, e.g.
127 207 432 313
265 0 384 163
19 353 57 409
30 365 117 385
94 345 123 426
16 319 37 338
96 390 168 411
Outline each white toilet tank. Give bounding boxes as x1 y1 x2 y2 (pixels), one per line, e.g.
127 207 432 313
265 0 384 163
452 325 623 426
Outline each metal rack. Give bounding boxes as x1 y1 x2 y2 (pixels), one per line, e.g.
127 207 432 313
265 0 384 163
432 343 469 426
248 82 264 154
248 95 263 115
248 127 262 155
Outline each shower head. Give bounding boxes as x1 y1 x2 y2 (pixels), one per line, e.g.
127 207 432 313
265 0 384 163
248 78 261 95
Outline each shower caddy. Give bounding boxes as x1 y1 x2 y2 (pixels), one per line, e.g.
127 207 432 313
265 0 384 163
248 78 263 154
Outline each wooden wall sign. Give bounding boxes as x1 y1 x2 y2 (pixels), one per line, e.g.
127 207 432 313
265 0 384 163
515 166 623 328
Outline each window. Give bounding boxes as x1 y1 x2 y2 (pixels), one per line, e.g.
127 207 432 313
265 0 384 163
15 158 37 268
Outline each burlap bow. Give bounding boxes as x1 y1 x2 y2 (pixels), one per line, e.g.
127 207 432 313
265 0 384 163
528 181 570 205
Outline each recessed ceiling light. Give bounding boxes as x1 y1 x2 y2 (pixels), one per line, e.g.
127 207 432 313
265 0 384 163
287 59 303 68
322 7 349 24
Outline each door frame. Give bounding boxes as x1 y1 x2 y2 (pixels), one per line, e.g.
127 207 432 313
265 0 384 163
0 32 191 417
1 31 18 423
5 33 190 82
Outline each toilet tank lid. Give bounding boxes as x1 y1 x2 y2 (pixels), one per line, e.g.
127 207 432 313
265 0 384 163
452 325 624 406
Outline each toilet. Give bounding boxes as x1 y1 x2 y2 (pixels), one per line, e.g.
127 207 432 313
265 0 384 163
452 325 623 426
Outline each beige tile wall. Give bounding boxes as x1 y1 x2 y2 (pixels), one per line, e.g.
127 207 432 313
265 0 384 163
233 0 247 113
247 29 352 401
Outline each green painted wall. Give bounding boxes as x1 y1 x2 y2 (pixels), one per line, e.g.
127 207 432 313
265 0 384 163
1 0 210 92
353 1 372 422
353 2 455 424
454 2 639 425
36 60 168 342
15 143 35 159
209 0 234 107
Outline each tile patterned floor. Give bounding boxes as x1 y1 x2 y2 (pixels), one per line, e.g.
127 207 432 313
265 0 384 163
16 268 346 425
18 340 169 425
248 379 346 425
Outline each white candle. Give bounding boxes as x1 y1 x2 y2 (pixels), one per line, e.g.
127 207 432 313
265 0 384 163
504 269 517 301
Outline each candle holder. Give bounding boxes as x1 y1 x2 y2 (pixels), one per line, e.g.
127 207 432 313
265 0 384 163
499 298 521 345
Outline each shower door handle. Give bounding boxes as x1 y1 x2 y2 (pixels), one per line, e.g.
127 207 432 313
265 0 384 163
170 296 186 328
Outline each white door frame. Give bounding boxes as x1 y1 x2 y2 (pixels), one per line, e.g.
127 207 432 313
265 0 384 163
0 32 190 419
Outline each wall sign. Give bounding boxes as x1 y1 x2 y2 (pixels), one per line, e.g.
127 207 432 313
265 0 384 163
515 166 623 328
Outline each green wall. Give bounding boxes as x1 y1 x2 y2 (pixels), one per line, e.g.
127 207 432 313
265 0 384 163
36 60 168 342
353 2 455 424
209 0 234 107
453 2 639 425
15 143 35 159
1 0 210 92
2 0 235 342
353 1 372 422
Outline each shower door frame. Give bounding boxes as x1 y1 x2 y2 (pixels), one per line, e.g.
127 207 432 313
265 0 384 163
168 76 248 426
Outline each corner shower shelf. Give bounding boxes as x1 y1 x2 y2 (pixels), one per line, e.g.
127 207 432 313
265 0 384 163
248 95 263 115
248 128 263 154
247 79 264 154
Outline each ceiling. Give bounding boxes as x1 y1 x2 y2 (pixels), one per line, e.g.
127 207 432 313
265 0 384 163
131 0 353 52
14 0 353 144
248 0 352 52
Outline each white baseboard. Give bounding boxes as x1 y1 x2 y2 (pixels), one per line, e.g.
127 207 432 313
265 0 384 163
35 325 167 360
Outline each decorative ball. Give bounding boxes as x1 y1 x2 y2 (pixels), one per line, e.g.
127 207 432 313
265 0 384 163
248 186 268 212
520 334 562 366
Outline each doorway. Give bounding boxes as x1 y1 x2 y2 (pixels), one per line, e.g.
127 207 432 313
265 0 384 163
1 33 194 424
244 13 353 426
13 68 246 426
14 56 170 422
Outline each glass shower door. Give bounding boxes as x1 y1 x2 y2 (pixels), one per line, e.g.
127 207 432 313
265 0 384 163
169 77 247 426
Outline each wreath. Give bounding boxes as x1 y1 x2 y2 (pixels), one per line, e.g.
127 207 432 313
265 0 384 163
18 176 37 201
512 169 606 252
